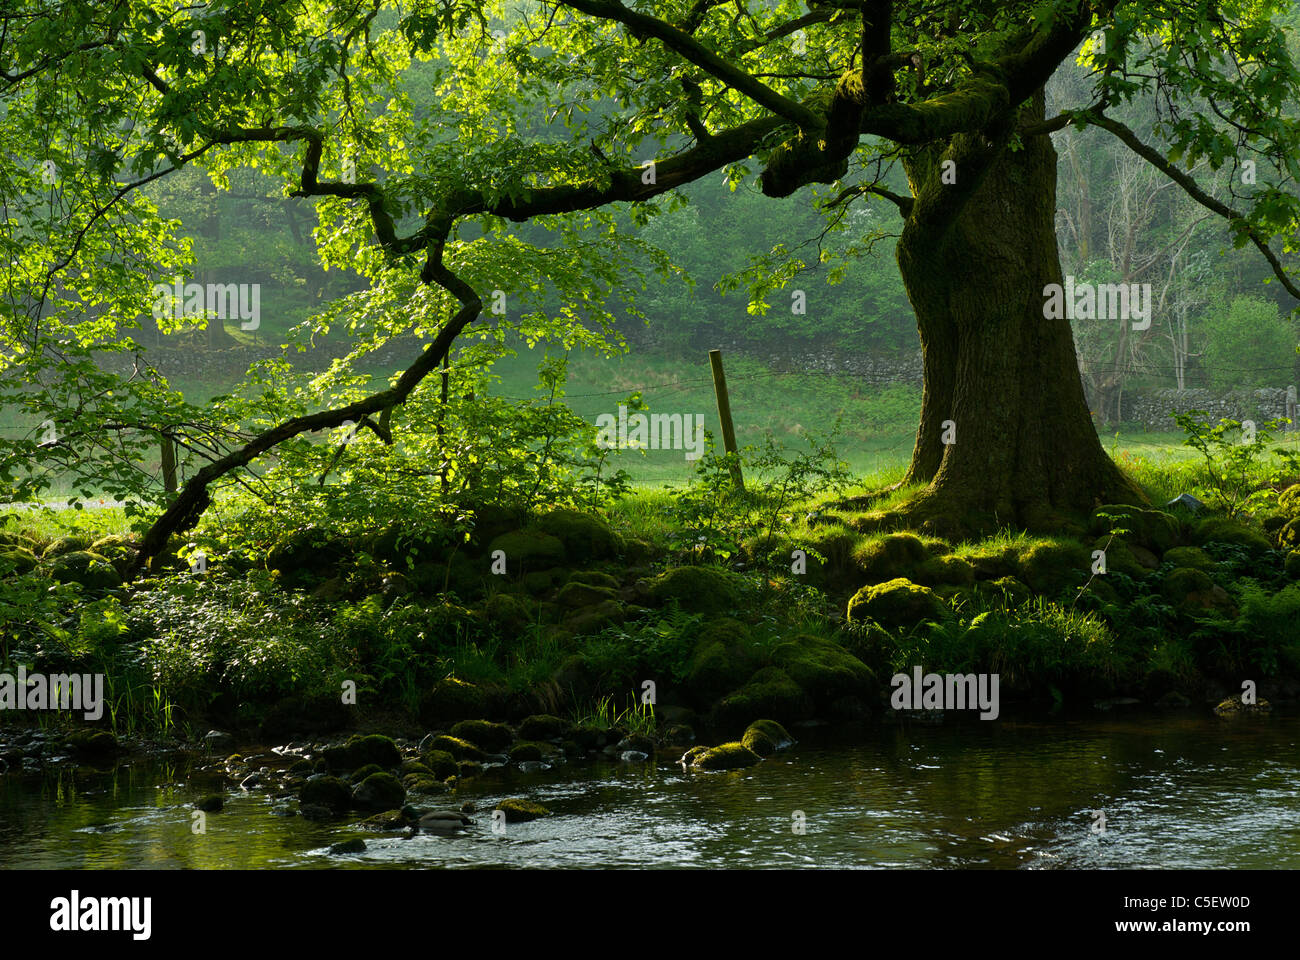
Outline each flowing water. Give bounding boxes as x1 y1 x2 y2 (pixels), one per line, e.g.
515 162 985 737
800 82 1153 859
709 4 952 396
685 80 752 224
3 711 1298 869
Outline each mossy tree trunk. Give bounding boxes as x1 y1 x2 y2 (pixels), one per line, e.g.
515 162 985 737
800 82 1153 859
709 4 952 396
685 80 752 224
892 92 1143 535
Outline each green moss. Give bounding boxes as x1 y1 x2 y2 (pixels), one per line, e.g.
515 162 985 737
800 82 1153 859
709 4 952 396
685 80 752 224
1190 517 1271 555
419 749 458 779
1091 538 1149 579
555 580 619 608
771 635 875 707
47 550 122 591
522 570 554 594
1286 551 1300 579
42 534 91 558
690 741 762 771
535 509 620 562
1277 518 1300 551
89 536 138 576
496 797 551 822
425 735 486 761
711 666 811 730
420 677 488 725
568 570 620 589
487 529 566 569
322 734 401 771
679 745 710 766
352 771 406 811
1163 546 1214 570
65 729 119 762
348 763 384 784
1091 506 1181 553
0 547 38 575
483 592 534 631
647 565 746 614
517 714 570 740
847 578 947 628
685 619 759 703
450 719 513 752
1279 483 1300 515
851 533 931 583
1014 538 1091 596
741 719 794 757
1161 566 1234 614
299 776 351 815
403 776 449 795
914 554 976 587
508 741 545 762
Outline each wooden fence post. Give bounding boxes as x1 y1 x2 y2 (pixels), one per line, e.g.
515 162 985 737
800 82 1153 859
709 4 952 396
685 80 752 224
708 348 744 490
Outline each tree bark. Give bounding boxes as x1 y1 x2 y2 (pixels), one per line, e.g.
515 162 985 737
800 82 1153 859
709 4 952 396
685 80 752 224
892 93 1145 536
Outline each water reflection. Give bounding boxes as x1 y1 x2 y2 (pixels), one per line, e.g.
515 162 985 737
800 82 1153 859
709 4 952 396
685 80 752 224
2 711 1296 869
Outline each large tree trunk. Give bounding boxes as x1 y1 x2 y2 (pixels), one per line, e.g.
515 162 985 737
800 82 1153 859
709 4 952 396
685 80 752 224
891 93 1144 537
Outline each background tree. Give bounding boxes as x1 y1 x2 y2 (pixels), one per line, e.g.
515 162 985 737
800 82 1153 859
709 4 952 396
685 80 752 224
3 0 1300 566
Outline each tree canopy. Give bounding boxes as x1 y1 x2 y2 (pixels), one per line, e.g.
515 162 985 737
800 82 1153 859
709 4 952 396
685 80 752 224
3 0 1300 562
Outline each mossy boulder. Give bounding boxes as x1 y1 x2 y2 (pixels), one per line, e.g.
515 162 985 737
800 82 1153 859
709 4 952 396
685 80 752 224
555 580 619 609
352 771 406 811
1162 567 1235 615
48 551 121 591
1163 546 1215 571
1091 506 1181 553
404 777 449 795
1091 538 1149 580
646 565 746 614
508 742 545 762
1279 483 1300 516
690 742 762 771
974 576 1034 606
517 714 570 741
483 592 534 632
496 797 551 822
348 763 385 784
847 578 946 628
89 536 139 577
522 570 555 594
535 509 620 563
419 749 458 779
679 745 710 766
1190 517 1271 555
0 547 39 575
1276 517 1300 551
449 719 513 752
487 529 566 570
65 729 119 762
1014 538 1091 596
568 570 620 589
685 618 759 703
851 533 931 584
962 544 1019 581
711 667 811 730
741 719 794 757
1286 551 1300 579
563 598 625 635
299 776 352 815
914 555 976 587
771 635 875 708
425 735 485 761
42 535 91 558
322 735 401 772
420 677 489 725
